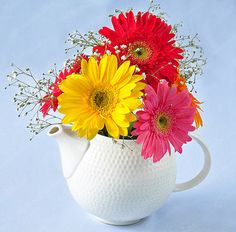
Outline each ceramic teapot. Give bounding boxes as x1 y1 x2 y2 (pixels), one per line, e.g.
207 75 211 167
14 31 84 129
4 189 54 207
48 124 211 225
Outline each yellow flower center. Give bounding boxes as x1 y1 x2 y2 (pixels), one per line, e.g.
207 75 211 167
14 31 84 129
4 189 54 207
90 87 117 116
155 113 171 133
128 41 153 63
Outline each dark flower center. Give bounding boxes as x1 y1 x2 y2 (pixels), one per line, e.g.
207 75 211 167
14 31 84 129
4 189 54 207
155 113 171 133
94 91 109 108
158 116 168 129
90 88 117 116
128 41 154 64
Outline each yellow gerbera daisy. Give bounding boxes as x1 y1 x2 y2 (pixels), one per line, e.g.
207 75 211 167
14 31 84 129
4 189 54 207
58 54 145 140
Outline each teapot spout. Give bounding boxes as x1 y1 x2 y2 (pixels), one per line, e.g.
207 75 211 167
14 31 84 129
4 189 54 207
48 125 90 179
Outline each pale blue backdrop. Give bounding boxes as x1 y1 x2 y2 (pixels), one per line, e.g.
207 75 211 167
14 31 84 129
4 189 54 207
0 0 235 231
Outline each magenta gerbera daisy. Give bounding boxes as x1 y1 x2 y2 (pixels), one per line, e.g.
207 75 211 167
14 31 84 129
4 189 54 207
94 11 183 88
132 81 195 162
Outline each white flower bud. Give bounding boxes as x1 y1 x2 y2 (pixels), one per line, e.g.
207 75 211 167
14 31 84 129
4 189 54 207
106 50 111 55
106 40 111 44
48 69 54 74
8 71 17 81
135 66 141 72
121 55 127 60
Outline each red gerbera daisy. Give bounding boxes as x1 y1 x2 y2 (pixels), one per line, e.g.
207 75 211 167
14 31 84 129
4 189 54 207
40 56 84 117
94 11 183 88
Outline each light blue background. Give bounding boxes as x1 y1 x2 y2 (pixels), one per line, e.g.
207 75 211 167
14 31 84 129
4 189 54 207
0 0 235 231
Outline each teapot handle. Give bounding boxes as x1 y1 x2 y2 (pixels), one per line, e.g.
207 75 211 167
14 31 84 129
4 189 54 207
174 132 211 192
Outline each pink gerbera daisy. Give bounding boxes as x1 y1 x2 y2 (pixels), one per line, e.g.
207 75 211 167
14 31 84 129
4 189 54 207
132 81 195 162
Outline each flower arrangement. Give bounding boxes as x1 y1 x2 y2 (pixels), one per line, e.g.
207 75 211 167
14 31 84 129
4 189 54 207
6 1 206 163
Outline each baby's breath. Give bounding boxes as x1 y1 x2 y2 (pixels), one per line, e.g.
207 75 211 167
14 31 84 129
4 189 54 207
6 64 62 140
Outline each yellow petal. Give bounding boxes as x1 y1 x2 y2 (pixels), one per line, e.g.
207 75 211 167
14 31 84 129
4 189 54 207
87 128 98 140
134 82 146 91
130 90 144 98
92 115 105 130
119 126 128 136
115 102 131 114
81 59 88 76
105 117 119 138
110 60 130 85
99 54 108 81
87 57 99 83
116 65 136 88
61 114 77 124
111 111 125 121
59 84 80 96
131 74 143 83
81 112 98 127
58 94 87 105
119 83 136 98
123 98 142 110
106 55 118 82
112 112 130 127
126 113 137 122
66 75 92 92
77 128 86 137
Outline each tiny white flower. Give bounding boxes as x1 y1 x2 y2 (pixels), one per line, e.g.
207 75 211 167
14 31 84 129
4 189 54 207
48 69 54 74
106 39 111 44
135 66 141 72
121 55 127 60
159 79 165 84
121 44 127 49
12 71 17 78
142 72 146 79
106 50 111 55
8 71 17 81
114 45 119 50
8 74 14 81
115 50 120 54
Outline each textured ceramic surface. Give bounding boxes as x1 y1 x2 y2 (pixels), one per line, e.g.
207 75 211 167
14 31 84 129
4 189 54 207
48 125 211 225
68 135 176 224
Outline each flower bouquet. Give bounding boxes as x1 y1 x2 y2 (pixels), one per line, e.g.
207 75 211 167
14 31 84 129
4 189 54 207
6 1 210 225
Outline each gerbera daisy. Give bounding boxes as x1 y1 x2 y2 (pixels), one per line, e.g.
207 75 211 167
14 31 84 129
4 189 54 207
40 56 83 117
173 75 203 128
132 81 195 162
94 11 183 88
58 54 145 140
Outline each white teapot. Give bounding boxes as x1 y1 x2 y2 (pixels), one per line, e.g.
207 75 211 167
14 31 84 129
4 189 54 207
48 125 211 225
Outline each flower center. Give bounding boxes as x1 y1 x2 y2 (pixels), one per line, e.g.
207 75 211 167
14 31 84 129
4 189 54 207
90 88 117 115
155 113 171 133
94 91 109 108
128 41 153 64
